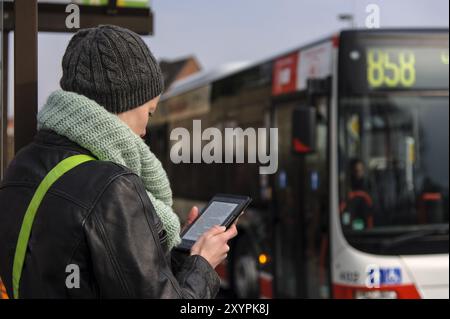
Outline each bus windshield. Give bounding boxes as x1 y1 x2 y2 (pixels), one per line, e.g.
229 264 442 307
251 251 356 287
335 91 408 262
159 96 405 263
338 31 449 255
338 94 449 254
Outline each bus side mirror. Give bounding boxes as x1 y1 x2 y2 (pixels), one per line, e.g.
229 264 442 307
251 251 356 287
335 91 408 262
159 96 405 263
292 106 316 154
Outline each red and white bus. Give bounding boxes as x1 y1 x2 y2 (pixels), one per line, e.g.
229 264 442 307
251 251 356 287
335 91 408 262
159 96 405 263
148 29 449 299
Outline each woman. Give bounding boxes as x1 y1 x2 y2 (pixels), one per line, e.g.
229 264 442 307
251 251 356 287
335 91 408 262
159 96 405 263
0 25 236 298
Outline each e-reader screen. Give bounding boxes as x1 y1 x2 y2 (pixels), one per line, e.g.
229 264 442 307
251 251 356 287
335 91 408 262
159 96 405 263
182 201 238 242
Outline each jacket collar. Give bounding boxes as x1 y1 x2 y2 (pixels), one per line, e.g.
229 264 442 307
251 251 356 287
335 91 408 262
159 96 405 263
33 129 93 155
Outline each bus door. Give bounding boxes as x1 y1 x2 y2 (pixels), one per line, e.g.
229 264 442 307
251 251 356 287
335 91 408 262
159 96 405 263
272 79 331 298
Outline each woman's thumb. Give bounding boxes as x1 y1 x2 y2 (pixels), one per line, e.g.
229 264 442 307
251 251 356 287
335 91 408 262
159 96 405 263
187 206 199 225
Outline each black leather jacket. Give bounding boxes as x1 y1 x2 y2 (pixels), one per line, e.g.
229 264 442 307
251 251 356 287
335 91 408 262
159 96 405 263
0 129 220 298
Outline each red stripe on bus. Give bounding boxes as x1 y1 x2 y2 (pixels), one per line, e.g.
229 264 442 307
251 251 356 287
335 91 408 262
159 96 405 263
259 274 273 299
333 283 421 299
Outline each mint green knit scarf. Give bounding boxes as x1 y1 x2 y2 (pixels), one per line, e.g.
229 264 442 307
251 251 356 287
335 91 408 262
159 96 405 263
37 90 181 250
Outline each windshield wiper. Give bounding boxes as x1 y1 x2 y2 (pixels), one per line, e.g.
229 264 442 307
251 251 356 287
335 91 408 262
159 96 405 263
380 227 449 250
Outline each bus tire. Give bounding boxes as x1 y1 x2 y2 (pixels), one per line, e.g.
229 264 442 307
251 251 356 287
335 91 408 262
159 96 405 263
229 233 260 299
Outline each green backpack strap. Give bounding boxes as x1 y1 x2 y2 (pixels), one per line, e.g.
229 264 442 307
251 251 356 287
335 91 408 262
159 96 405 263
12 154 97 299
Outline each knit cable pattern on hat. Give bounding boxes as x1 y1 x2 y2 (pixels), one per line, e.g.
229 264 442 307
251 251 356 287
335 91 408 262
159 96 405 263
37 90 181 250
60 25 164 114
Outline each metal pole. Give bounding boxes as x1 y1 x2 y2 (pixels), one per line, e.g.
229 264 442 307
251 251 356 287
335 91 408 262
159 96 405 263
1 0 7 177
1 31 9 179
14 0 38 154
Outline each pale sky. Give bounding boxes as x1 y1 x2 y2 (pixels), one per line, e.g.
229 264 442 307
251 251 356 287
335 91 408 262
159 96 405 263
5 0 449 116
149 0 449 69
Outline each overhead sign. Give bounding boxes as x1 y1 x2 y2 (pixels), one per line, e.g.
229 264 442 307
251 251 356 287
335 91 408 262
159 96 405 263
339 31 449 95
297 41 333 91
117 0 150 8
75 0 150 8
75 0 108 5
272 41 333 96
366 47 449 90
272 52 299 96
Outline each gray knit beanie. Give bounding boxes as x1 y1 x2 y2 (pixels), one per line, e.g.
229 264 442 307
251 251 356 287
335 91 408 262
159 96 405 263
60 25 164 114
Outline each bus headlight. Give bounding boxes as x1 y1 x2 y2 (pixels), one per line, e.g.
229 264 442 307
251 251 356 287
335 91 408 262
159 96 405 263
354 290 398 299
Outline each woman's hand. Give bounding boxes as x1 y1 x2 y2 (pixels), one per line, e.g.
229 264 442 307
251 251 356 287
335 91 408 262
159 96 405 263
183 206 238 269
191 224 238 269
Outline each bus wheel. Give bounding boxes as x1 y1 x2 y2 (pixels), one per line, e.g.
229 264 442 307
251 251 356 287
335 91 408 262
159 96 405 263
230 235 260 299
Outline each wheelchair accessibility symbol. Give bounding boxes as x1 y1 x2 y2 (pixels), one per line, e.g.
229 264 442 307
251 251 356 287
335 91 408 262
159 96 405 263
366 265 402 288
